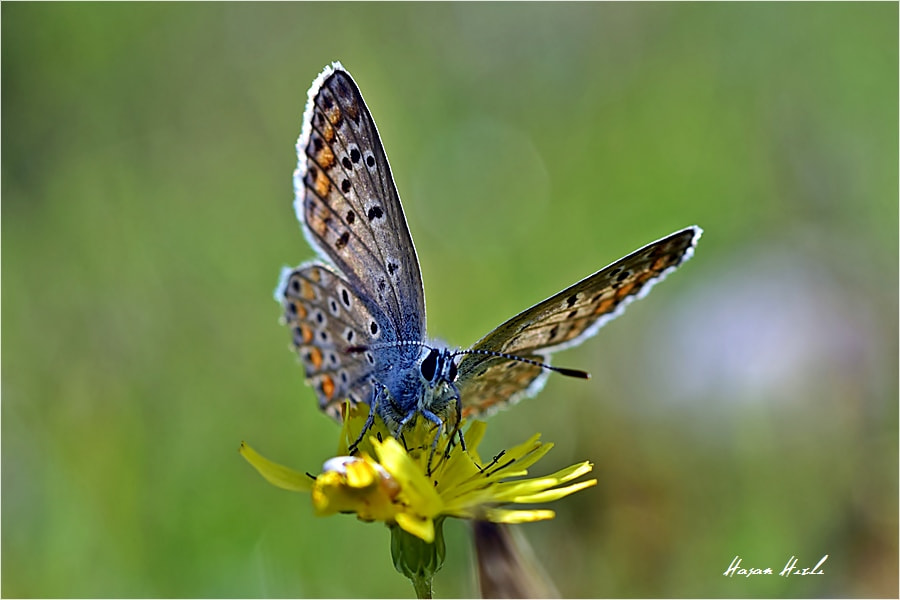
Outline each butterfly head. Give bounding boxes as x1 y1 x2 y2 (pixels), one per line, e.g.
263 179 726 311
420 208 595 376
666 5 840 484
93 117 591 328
419 347 458 387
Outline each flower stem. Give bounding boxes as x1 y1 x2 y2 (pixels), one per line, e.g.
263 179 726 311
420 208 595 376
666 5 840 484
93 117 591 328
410 572 433 599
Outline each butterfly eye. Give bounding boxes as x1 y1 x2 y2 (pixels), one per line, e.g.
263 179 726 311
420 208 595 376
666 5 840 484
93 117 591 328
447 359 458 382
420 348 439 382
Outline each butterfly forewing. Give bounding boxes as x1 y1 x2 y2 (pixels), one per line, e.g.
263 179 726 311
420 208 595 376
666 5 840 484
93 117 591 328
457 226 701 417
295 64 425 343
279 264 382 419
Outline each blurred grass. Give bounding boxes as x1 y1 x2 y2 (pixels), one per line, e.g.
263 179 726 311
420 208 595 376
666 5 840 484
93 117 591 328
2 3 897 598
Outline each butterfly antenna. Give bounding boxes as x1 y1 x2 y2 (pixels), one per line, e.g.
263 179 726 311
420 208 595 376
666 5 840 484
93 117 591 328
450 349 590 379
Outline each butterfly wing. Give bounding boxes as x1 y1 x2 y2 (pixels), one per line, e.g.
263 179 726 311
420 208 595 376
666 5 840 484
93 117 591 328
277 263 389 420
294 63 425 343
456 226 702 417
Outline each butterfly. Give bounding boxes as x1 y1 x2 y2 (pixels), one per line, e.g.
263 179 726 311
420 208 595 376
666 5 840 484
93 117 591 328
277 62 701 456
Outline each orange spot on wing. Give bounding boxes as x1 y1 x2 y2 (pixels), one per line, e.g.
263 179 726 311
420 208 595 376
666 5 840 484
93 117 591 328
318 145 335 169
615 281 637 299
651 255 673 270
300 324 313 344
320 375 335 400
594 297 617 315
294 302 308 319
300 280 316 300
326 106 342 126
314 169 330 197
321 121 334 142
636 271 654 284
308 347 323 370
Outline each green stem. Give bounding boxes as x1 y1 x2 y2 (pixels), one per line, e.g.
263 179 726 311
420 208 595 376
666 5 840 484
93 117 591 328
411 572 433 599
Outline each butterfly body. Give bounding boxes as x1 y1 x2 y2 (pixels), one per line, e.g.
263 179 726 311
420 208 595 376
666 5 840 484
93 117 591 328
278 62 701 445
365 344 460 435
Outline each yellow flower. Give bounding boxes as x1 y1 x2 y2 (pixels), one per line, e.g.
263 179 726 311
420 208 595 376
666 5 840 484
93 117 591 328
241 402 597 544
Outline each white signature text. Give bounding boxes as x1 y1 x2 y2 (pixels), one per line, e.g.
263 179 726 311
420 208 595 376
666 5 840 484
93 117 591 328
723 555 828 578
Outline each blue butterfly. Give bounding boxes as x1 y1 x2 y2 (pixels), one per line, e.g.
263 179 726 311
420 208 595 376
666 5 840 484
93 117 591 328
277 63 701 458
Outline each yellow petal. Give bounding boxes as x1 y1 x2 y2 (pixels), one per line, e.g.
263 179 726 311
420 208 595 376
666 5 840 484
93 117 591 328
496 433 542 460
503 441 554 472
510 479 598 503
311 457 401 521
374 437 444 516
487 462 595 501
396 512 436 543
343 458 378 488
433 448 483 493
447 464 538 502
240 442 313 492
462 420 488 455
467 438 553 485
311 471 348 514
336 405 353 456
482 508 557 523
489 478 565 500
541 460 595 485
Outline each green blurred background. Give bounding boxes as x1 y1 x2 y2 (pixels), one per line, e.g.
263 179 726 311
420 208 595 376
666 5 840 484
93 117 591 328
3 3 897 598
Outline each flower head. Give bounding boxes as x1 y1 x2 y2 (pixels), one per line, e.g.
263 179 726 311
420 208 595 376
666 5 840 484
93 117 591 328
241 402 596 543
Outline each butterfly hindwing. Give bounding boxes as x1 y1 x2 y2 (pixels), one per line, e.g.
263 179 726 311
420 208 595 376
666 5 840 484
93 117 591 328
294 63 425 344
278 263 382 420
458 356 548 418
456 226 702 417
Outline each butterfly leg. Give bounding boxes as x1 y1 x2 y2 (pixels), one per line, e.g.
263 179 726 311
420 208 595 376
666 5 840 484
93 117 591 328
416 408 447 476
444 383 467 459
348 389 381 454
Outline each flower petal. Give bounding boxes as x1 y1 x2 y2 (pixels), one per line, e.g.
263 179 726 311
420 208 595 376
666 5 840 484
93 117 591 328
541 460 595 485
482 508 557 523
461 421 488 456
396 512 436 543
374 437 444 516
240 442 313 492
510 479 598 503
486 462 595 501
311 456 401 521
501 440 554 472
